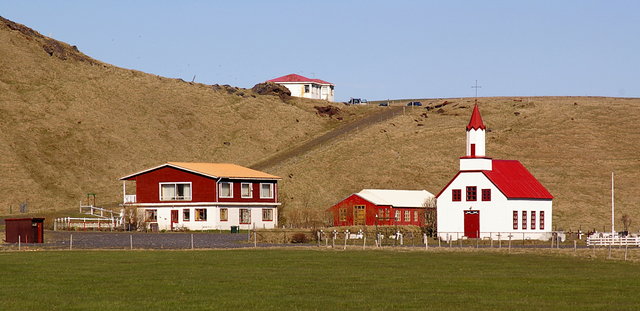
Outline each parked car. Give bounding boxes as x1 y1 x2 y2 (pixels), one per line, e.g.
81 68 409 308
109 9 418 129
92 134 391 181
378 102 389 107
348 98 368 105
406 101 422 106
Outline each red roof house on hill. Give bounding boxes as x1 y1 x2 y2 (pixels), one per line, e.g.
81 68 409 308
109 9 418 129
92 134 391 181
267 73 334 101
436 104 553 240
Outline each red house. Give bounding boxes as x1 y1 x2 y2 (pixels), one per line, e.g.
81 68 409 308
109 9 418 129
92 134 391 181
121 162 281 231
328 189 434 226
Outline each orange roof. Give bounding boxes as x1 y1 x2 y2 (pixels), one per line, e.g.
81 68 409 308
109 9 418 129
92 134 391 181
121 162 280 180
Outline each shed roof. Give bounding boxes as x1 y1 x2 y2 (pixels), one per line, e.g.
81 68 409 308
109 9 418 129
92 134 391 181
120 162 281 180
356 189 434 208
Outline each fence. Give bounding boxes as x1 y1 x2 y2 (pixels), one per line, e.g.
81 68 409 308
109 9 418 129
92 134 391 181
586 236 640 247
53 217 122 231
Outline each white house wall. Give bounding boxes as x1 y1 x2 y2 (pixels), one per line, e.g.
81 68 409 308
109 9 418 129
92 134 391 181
438 172 552 240
140 206 278 231
277 82 333 101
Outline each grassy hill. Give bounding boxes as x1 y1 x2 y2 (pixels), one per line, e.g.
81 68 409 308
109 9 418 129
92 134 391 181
1 17 639 231
272 96 640 231
0 16 370 216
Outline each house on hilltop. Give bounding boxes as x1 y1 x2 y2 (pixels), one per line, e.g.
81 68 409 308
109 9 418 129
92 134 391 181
328 189 435 227
436 105 553 240
120 162 281 231
268 74 334 101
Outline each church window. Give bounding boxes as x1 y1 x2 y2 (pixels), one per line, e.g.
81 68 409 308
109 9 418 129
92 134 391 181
522 211 527 230
482 189 491 201
540 211 545 230
452 189 462 201
466 186 477 201
531 211 536 230
513 211 518 230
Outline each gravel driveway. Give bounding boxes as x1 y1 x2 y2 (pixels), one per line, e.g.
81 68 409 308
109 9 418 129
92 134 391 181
36 231 280 249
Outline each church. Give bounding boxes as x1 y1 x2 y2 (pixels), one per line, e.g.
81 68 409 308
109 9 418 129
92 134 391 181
436 104 553 240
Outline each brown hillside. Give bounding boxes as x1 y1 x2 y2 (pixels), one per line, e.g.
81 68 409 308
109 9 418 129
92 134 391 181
1 17 638 231
270 97 640 231
0 17 370 215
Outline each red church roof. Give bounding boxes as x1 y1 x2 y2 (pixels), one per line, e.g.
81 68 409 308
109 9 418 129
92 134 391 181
437 159 553 199
466 104 486 131
268 74 333 85
483 160 553 199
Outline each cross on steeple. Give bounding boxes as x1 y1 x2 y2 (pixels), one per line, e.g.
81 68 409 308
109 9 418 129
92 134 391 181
471 80 482 104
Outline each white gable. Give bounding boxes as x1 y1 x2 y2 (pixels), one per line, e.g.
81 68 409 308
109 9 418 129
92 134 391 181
357 189 434 208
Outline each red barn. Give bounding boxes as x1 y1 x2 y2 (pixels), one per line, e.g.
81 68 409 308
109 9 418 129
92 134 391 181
121 162 281 231
328 189 434 226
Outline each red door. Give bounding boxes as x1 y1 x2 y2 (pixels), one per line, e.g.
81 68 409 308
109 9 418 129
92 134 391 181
464 210 480 238
171 210 179 230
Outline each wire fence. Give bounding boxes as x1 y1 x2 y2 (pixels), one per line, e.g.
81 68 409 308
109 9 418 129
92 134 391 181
2 230 639 262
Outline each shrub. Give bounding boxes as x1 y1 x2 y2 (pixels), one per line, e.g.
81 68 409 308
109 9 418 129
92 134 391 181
290 232 308 243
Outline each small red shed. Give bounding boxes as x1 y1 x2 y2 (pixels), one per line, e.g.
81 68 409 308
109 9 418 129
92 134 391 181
4 218 45 243
328 189 434 227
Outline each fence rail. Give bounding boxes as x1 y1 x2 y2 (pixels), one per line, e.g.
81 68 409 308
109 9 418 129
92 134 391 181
586 236 640 246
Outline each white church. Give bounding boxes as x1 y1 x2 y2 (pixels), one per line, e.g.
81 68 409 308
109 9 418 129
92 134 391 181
436 104 553 241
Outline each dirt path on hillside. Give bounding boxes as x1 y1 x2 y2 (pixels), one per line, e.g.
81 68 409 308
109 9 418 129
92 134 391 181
250 106 403 170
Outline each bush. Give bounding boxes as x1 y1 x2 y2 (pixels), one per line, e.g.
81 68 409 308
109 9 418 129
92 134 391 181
290 232 308 243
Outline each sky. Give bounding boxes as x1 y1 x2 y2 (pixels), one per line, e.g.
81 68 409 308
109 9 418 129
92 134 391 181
2 1 639 101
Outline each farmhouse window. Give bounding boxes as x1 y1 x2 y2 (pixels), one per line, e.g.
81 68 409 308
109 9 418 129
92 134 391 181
219 182 233 198
522 211 527 230
304 85 310 93
395 210 400 221
540 211 545 230
339 208 347 222
145 209 158 222
160 183 191 201
466 186 477 201
195 208 207 221
240 209 251 224
183 209 190 221
260 183 274 199
220 208 228 221
404 211 410 222
414 211 419 222
385 209 390 219
262 209 273 221
452 189 462 201
482 189 491 201
241 183 253 198
513 211 518 230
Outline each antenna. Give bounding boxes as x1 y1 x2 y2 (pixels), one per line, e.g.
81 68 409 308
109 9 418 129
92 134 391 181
471 80 482 104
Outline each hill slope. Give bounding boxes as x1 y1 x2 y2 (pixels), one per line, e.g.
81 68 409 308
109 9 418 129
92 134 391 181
1 17 639 231
269 97 640 231
0 17 369 214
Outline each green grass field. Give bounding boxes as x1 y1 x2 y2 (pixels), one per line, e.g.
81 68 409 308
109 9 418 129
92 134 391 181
1 249 639 310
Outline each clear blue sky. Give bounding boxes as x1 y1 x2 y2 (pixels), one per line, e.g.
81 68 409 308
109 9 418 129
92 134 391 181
2 1 639 101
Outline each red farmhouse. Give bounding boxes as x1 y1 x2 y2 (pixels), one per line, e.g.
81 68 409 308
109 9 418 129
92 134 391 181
329 189 434 226
121 162 281 231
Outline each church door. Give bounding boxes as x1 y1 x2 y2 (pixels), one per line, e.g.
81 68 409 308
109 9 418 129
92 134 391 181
464 210 480 238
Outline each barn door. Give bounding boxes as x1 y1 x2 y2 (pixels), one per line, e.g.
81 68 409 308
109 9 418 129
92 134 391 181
171 210 179 230
353 205 366 225
464 210 480 238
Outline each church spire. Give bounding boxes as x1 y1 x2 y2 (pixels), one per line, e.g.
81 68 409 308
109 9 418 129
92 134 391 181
466 104 486 131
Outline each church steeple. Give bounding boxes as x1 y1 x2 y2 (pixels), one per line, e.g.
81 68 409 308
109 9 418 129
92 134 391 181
466 104 486 131
466 104 486 158
460 104 492 171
